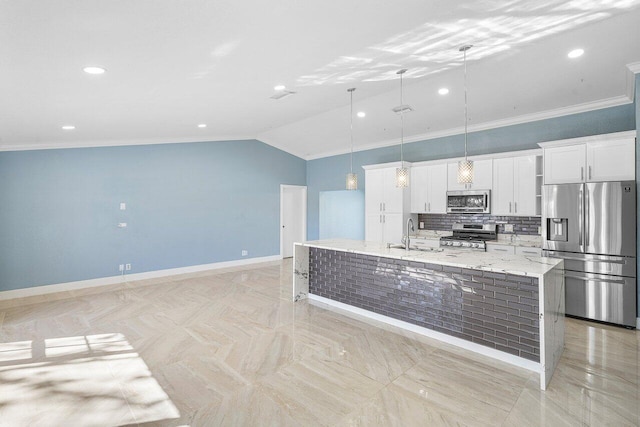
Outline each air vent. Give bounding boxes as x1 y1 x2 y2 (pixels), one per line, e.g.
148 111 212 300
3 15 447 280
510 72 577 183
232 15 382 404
270 90 296 100
392 104 414 114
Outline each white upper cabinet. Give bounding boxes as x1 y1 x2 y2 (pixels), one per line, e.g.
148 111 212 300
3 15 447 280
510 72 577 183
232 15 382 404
493 155 538 216
542 132 635 184
364 164 411 244
447 159 493 191
543 144 586 184
411 163 447 214
586 138 635 182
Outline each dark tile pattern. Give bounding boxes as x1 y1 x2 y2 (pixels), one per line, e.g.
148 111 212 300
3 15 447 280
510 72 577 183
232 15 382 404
419 213 541 235
309 248 540 362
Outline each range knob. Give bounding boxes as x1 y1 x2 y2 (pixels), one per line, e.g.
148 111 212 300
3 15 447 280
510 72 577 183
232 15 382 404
453 241 461 247
462 242 471 247
471 242 479 248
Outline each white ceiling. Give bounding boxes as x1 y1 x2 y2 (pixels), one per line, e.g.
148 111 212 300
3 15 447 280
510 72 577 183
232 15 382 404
1 0 639 159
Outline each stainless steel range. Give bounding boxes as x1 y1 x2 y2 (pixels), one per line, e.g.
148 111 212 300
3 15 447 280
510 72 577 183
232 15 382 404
439 223 498 251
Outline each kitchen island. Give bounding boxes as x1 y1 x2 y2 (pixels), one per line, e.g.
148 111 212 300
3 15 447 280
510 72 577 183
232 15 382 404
293 239 565 390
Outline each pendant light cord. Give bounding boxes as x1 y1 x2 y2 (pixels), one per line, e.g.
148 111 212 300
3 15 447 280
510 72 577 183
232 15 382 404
350 88 354 174
463 47 469 160
400 71 404 167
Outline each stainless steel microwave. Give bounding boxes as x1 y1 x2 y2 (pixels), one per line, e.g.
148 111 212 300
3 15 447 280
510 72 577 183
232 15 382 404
446 190 491 214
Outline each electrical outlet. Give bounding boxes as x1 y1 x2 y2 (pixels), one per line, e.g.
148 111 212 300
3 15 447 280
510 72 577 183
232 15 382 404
241 250 248 256
125 263 132 271
119 202 126 210
118 264 124 272
504 224 514 233
538 226 542 235
419 222 424 229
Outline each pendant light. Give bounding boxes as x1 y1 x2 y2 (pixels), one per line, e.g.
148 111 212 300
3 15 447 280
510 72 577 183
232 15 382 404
396 69 409 188
457 45 474 184
346 88 358 190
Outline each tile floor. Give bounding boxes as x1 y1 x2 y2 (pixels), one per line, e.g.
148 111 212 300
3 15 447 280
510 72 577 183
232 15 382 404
0 259 638 426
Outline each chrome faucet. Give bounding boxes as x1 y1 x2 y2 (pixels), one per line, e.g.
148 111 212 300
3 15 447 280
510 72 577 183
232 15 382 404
405 218 414 252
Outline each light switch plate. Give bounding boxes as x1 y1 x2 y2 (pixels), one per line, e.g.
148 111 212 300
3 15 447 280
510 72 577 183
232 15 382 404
119 202 126 210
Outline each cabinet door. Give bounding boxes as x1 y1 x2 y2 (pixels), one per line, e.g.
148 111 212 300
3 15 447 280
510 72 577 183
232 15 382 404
365 214 383 242
447 162 466 191
513 155 537 216
470 159 493 190
515 246 542 256
382 167 405 213
365 169 385 214
544 145 586 184
383 213 404 244
586 138 635 182
447 160 492 190
427 164 448 213
410 167 428 213
492 158 514 215
486 244 515 254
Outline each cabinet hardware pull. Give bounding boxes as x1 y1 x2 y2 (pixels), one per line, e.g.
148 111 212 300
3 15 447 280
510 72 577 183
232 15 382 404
424 202 427 212
515 202 517 213
509 202 512 213
581 167 584 181
428 202 431 212
588 166 592 180
380 202 382 211
383 215 385 223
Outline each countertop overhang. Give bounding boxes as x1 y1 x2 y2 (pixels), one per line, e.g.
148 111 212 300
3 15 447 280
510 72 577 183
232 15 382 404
298 239 562 278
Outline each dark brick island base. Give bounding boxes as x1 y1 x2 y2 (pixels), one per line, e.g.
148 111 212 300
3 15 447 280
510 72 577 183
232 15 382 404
293 239 565 390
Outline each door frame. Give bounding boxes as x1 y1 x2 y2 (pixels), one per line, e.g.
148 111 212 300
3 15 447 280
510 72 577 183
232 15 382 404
280 185 307 258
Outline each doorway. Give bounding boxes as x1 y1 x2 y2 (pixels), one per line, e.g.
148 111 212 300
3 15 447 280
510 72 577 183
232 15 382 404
280 185 307 258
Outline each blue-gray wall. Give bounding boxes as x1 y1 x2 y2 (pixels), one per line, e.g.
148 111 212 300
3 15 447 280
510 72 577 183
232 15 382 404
0 139 306 291
307 103 636 240
636 74 640 318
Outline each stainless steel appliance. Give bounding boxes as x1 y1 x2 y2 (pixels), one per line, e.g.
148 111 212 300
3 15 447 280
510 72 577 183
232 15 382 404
440 223 497 251
446 190 491 214
542 181 636 328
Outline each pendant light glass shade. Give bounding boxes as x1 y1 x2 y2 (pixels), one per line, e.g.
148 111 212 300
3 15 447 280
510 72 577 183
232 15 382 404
457 159 473 183
346 88 358 190
346 173 358 190
396 167 409 188
396 69 409 188
457 45 474 184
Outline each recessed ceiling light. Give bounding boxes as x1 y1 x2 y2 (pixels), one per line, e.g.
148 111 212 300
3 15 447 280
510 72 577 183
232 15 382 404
61 125 75 130
274 85 286 91
568 48 584 59
357 112 366 118
197 124 207 128
83 66 106 74
438 88 449 95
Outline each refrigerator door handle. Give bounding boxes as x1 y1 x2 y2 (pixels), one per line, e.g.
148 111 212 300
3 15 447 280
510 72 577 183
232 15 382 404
578 187 583 248
585 186 589 247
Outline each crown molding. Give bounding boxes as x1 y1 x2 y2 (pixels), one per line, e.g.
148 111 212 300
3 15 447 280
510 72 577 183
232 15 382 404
627 61 640 74
304 95 633 160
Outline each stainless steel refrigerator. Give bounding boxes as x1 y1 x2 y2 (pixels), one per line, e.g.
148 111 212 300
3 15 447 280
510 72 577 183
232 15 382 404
542 181 637 328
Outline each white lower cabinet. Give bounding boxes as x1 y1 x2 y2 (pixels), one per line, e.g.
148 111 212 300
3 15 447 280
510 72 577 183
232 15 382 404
515 246 542 256
485 244 515 254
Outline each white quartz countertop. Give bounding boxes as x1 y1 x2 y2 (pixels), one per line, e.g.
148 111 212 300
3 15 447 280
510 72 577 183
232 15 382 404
299 239 562 278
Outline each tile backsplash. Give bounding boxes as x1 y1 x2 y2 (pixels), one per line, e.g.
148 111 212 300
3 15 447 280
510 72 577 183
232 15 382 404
418 213 541 235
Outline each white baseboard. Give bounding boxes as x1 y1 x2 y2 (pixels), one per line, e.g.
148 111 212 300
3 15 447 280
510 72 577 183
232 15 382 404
0 255 282 301
308 294 541 373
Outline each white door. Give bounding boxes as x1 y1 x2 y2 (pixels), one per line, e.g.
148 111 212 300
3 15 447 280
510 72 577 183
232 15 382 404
365 169 385 214
586 138 635 182
411 166 428 213
382 167 404 213
544 145 586 184
281 185 307 258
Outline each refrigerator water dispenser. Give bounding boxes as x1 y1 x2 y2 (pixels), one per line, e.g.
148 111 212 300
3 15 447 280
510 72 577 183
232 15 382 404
547 218 568 242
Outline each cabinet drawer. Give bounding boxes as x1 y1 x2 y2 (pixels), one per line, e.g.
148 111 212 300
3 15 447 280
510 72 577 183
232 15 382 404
486 244 515 254
515 246 542 256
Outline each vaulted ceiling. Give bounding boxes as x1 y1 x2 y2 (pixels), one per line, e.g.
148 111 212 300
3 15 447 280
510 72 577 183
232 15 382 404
2 0 639 159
